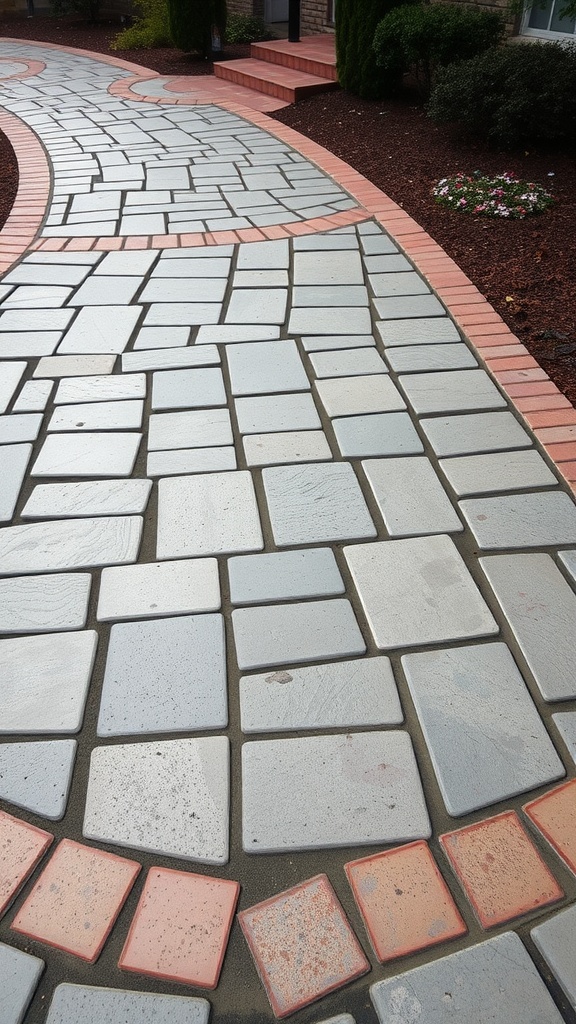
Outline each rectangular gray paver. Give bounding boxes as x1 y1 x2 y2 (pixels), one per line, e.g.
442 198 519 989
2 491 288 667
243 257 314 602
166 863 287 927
263 462 376 546
144 303 222 327
310 348 387 378
242 731 430 853
399 369 507 414
133 327 189 349
54 374 146 404
140 278 227 304
376 317 460 346
151 368 226 410
0 414 42 445
226 340 309 396
97 556 220 622
235 393 321 434
0 573 90 634
229 548 344 605
385 343 477 373
315 375 405 417
0 737 76 821
334 412 424 458
147 447 237 476
460 491 576 549
34 355 116 378
226 289 287 325
369 271 430 297
157 471 263 558
439 449 558 496
558 548 576 585
531 905 576 1010
57 306 141 355
233 598 366 670
402 643 564 816
123 345 220 372
420 411 533 457
153 258 231 278
552 712 576 764
22 480 151 519
288 308 372 336
293 250 363 285
292 286 368 307
3 263 91 286
374 295 446 319
345 535 498 650
148 409 232 451
0 444 32 523
480 552 576 701
95 250 157 275
0 517 142 576
0 362 26 414
0 941 44 1024
0 334 60 359
33 433 141 478
45 985 210 1024
240 656 402 733
243 430 332 466
195 325 279 345
69 276 141 306
363 456 463 536
293 233 360 251
301 335 376 352
48 400 143 432
2 310 74 333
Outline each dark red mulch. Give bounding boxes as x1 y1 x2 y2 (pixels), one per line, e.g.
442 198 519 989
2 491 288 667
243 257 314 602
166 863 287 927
0 130 19 227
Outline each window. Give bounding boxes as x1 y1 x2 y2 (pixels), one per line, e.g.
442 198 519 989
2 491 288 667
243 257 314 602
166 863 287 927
522 0 576 37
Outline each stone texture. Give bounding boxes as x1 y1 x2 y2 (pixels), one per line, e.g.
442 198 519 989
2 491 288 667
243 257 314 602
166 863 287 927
243 430 332 466
147 447 236 476
0 517 142 576
263 462 376 546
0 362 26 414
523 780 576 877
376 317 460 346
148 409 232 451
553 712 576 765
0 740 77 820
0 444 32 523
123 345 220 372
362 456 462 536
0 942 44 1024
398 369 506 414
460 492 576 549
151 368 226 410
0 811 53 917
34 355 116 378
334 412 424 458
531 905 576 1010
33 433 141 478
22 480 152 519
232 599 366 670
315 375 405 417
438 449 558 496
229 548 343 605
157 472 263 558
45 986 210 1024
0 573 91 633
48 399 143 432
226 340 309 395
0 414 42 445
57 306 141 355
235 393 321 434
385 342 477 373
309 347 387 378
54 373 146 404
420 411 532 457
97 558 220 621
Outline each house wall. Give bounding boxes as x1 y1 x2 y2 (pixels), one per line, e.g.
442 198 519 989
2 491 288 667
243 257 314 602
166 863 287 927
301 0 333 34
227 0 265 19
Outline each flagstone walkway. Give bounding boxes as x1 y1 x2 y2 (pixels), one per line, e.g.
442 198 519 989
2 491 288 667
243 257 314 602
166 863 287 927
0 39 575 1024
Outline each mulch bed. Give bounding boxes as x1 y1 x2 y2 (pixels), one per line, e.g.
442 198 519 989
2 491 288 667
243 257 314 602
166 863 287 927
1 15 575 403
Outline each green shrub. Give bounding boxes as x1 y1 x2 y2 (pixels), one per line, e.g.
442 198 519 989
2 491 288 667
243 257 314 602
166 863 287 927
111 0 171 50
428 41 576 147
336 0 420 100
373 3 504 95
168 0 226 56
226 13 272 43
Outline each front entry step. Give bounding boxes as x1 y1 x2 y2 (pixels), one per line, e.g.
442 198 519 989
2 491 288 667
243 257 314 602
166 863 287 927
214 58 338 103
251 36 338 81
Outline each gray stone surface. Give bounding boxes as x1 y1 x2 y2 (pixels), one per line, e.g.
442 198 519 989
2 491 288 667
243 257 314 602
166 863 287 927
34 354 116 378
0 414 43 445
0 362 26 414
229 548 344 605
376 317 460 347
559 548 576 584
0 739 76 820
151 368 226 410
0 517 142 576
33 432 141 478
0 942 44 1024
84 736 230 864
363 456 463 536
460 492 576 549
553 712 576 764
226 340 309 395
480 553 576 701
309 348 387 378
301 334 376 352
22 480 152 519
373 295 445 320
403 643 564 816
236 239 289 269
420 411 532 457
97 558 220 621
147 447 236 476
196 325 278 345
370 932 564 1024
226 288 287 324
292 285 368 308
0 630 97 733
97 614 226 735
157 471 263 558
315 375 405 417
54 373 146 404
133 327 189 350
243 430 332 466
242 731 430 853
148 409 233 450
13 380 54 413
45 985 210 1024
263 463 376 546
232 599 366 669
288 307 371 336
345 535 498 650
369 271 430 297
293 250 363 285
531 905 576 1010
57 306 141 355
399 369 506 414
235 393 321 434
0 573 91 633
123 345 220 372
240 656 402 734
333 413 424 458
439 449 558 496
48 399 143 432
0 444 32 523
385 342 477 372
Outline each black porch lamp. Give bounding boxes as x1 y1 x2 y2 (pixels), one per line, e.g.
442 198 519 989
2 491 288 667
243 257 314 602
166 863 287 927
288 0 301 42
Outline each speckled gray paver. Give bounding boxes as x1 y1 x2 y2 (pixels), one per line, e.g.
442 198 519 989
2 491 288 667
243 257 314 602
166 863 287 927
97 558 220 621
57 306 141 354
232 599 365 670
402 643 564 816
439 449 558 496
0 517 142 576
309 348 387 378
480 553 576 701
385 342 478 372
226 289 287 325
226 340 309 395
369 271 430 297
0 362 26 414
553 712 576 764
235 392 321 433
97 614 226 734
376 316 460 346
363 456 462 536
0 739 76 820
531 905 576 1010
0 630 97 733
54 373 146 404
0 414 42 445
293 250 363 285
243 430 332 466
345 535 498 650
157 471 263 557
22 480 152 519
240 656 402 733
148 409 232 450
32 432 141 478
147 447 237 476
151 367 226 410
0 573 91 633
0 942 44 1024
288 307 371 336
461 491 576 549
374 296 445 320
83 736 229 864
236 239 288 269
45 984 210 1024
370 931 564 1024
13 380 53 412
420 411 533 457
122 345 220 372
263 462 376 546
333 412 424 458
229 548 344 605
315 375 405 417
48 399 143 432
33 354 116 378
399 369 507 414
0 444 31 523
242 731 430 852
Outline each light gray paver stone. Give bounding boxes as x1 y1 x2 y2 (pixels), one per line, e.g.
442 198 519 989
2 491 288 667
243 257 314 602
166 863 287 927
558 548 576 584
229 548 344 605
69 275 141 306
315 375 405 417
133 327 189 349
301 334 375 352
399 369 506 414
226 340 309 396
48 399 143 432
45 985 210 1024
345 535 498 650
0 414 42 445
364 255 410 273
54 373 146 404
236 239 289 269
292 285 368 307
95 250 157 275
153 257 230 278
0 573 91 633
232 599 365 669
531 905 576 1010
369 271 430 297
33 432 141 478
84 736 230 864
385 342 477 372
316 1017 355 1024
2 310 74 334
553 712 576 764
97 614 226 734
151 368 226 409
309 348 387 378
360 233 399 255
2 285 72 308
333 412 424 458
480 553 576 701
242 731 430 852
420 411 532 457
288 307 372 336
439 449 558 496
362 456 463 536
293 233 359 251
0 942 44 1024
263 462 376 546
22 480 152 519
0 630 97 733
0 444 32 523
147 447 237 476
144 302 222 327
243 430 332 466
370 932 564 1024
0 739 76 820
195 325 279 345
0 517 142 576
293 250 363 285
226 288 287 325
233 270 289 287
140 278 227 304
0 362 26 414
97 558 220 621
34 354 116 378
13 380 54 412
235 393 321 434
403 643 564 816
240 656 402 733
148 409 233 450
157 471 263 558
374 295 445 319
3 263 90 286
57 306 141 355
123 344 220 372
460 491 576 549
376 317 460 346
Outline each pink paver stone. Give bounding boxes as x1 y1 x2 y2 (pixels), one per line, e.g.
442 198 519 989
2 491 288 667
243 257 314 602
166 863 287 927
119 866 240 989
11 838 140 962
345 840 467 962
524 779 576 877
238 873 369 1019
440 811 563 929
0 809 53 917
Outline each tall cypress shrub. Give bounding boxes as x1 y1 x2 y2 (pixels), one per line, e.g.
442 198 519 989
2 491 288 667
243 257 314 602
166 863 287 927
169 0 226 56
336 0 418 99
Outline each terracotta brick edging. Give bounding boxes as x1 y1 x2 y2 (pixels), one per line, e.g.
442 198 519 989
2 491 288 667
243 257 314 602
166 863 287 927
0 107 50 274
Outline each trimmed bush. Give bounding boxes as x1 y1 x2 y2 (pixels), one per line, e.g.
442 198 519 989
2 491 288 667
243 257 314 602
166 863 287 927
168 0 226 56
336 0 420 100
226 13 272 43
428 41 576 147
373 3 504 95
112 0 171 50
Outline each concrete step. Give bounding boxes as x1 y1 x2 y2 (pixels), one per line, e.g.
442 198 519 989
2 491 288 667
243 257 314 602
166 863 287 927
214 58 338 103
250 36 337 82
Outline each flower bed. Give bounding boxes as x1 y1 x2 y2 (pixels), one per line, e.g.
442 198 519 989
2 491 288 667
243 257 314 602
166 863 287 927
433 171 554 219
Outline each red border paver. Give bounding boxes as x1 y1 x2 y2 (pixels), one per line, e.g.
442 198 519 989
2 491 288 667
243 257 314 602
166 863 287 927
523 780 576 877
0 810 53 918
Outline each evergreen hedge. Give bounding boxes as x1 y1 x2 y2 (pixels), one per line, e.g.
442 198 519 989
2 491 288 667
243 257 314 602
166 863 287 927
336 0 419 99
168 0 227 56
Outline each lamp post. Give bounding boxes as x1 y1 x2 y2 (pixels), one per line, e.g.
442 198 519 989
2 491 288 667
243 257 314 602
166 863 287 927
288 0 300 42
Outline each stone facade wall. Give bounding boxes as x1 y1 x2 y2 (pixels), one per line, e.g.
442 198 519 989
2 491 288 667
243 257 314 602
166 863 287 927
227 0 265 19
301 0 334 34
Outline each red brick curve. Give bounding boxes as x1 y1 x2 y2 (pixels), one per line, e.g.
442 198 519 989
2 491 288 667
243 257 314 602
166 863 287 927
0 56 46 79
0 107 50 276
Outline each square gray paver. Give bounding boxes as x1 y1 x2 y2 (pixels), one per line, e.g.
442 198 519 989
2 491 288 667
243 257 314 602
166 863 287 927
235 393 321 434
0 573 91 633
0 630 97 733
439 449 558 496
263 462 376 546
147 447 237 476
45 985 210 1024
151 368 226 410
0 517 142 576
232 599 366 670
97 614 226 735
83 736 229 864
157 471 263 558
48 400 143 432
369 271 430 297
420 411 532 457
97 558 220 620
0 444 32 523
57 306 141 355
402 643 564 816
333 412 424 458
229 548 344 605
54 374 146 404
225 289 287 324
0 942 44 1024
370 932 564 1024
226 341 309 396
480 553 576 701
236 239 289 269
22 480 152 519
376 317 460 346
148 409 233 451
398 369 506 414
345 535 498 650
242 731 430 853
243 430 332 466
240 656 402 733
461 492 576 549
309 348 387 378
32 433 141 478
385 343 478 373
0 739 76 820
531 905 576 1010
315 375 405 417
362 456 463 536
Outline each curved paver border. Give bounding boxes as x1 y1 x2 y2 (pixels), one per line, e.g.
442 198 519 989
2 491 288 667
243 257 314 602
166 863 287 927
0 56 46 79
0 107 50 275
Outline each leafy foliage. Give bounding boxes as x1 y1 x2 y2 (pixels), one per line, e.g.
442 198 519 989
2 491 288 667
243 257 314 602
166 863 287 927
226 13 272 43
49 0 100 25
433 171 554 218
336 0 420 100
111 0 171 50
